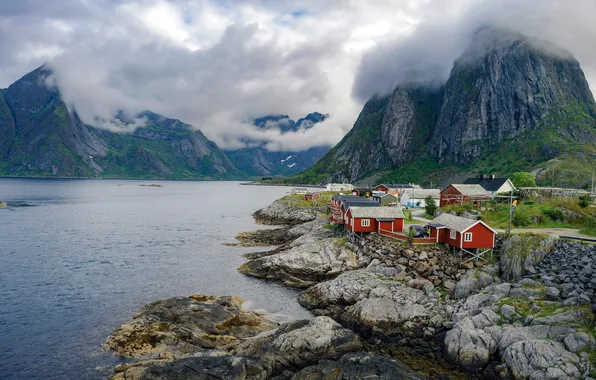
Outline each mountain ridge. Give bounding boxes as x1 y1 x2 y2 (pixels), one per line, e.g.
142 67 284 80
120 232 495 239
224 112 330 177
294 27 596 188
0 66 240 179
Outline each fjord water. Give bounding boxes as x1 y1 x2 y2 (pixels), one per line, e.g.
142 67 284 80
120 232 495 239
0 179 310 380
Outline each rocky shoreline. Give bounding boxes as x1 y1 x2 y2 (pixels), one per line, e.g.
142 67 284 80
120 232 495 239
105 196 596 379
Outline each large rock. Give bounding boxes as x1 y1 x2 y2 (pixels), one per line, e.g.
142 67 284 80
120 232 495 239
110 352 270 380
253 198 322 225
500 234 554 282
238 220 367 287
501 340 588 379
298 269 445 340
444 310 500 373
454 266 499 300
292 352 423 380
105 294 279 358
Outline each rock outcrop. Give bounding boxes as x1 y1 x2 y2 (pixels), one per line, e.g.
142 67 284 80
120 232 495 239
252 197 323 225
238 218 366 287
443 238 596 378
106 295 428 380
499 233 555 282
105 294 279 358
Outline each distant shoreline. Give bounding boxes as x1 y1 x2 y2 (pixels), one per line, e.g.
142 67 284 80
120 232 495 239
0 176 251 182
240 181 323 188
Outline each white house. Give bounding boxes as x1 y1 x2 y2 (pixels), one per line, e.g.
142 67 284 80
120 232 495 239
401 188 441 208
325 183 355 192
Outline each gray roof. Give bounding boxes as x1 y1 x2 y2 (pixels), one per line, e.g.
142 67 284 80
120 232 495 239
349 206 405 219
446 184 491 197
429 213 478 233
373 193 397 199
344 200 380 209
464 177 512 192
379 184 414 189
403 189 440 199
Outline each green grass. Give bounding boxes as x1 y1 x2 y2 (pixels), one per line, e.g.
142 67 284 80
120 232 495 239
280 191 336 207
446 198 596 234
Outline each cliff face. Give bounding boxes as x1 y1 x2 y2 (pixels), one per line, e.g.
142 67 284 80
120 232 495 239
303 27 596 186
304 87 444 182
430 28 596 164
0 67 239 179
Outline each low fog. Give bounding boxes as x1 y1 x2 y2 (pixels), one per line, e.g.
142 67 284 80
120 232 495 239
353 0 596 102
0 0 594 152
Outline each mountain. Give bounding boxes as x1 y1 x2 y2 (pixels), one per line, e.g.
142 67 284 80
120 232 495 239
224 112 330 177
0 66 240 179
298 27 596 188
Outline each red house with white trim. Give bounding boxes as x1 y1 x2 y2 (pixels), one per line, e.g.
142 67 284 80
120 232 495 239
427 213 496 249
345 206 405 234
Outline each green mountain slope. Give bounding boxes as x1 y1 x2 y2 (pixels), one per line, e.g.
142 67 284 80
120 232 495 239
0 67 240 179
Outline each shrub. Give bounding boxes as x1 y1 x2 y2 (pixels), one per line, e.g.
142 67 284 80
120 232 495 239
579 196 590 208
511 172 536 187
512 209 531 227
425 195 438 217
540 207 565 221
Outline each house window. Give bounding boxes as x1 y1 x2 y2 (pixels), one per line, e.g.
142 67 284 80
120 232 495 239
464 232 473 242
361 219 370 227
450 229 456 239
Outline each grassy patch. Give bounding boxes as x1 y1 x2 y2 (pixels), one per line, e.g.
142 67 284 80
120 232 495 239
334 237 348 248
280 191 336 207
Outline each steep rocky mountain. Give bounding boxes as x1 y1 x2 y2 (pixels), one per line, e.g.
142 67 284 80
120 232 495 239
299 27 596 188
225 112 330 177
0 66 240 179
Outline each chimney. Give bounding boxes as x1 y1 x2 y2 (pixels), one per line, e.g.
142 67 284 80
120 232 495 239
490 174 495 180
480 174 485 180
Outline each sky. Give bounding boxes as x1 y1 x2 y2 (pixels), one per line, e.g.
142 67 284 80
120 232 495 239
0 0 594 152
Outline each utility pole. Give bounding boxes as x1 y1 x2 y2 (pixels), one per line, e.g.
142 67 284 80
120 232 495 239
592 173 594 194
508 189 513 236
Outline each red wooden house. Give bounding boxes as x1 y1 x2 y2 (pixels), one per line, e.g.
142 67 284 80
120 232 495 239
329 195 376 224
345 206 405 234
351 188 372 197
440 184 491 207
375 184 413 196
427 213 496 263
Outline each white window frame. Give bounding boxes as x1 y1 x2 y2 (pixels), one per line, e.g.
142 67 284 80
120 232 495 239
361 219 370 227
464 232 473 242
450 229 456 239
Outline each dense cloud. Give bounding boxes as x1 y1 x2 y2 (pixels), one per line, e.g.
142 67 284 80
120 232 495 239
0 0 594 152
353 0 596 101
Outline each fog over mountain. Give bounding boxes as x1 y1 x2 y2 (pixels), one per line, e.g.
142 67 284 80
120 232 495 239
0 0 594 152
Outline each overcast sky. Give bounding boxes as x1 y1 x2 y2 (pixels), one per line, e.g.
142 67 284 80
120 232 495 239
0 0 594 152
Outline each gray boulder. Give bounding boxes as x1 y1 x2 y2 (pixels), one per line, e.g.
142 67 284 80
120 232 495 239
501 340 587 379
500 234 554 282
454 267 499 300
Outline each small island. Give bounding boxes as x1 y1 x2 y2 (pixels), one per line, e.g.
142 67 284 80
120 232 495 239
139 184 163 187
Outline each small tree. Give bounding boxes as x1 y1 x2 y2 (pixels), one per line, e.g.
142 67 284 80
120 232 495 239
511 172 536 188
425 195 438 217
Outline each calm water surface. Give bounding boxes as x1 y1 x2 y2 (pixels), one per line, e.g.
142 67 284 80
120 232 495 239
0 179 311 380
